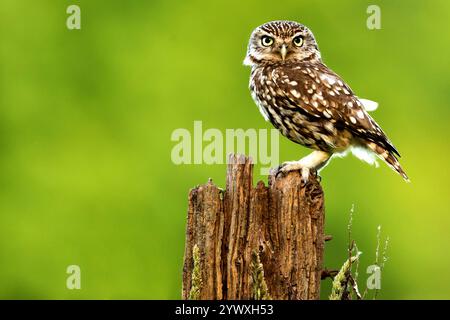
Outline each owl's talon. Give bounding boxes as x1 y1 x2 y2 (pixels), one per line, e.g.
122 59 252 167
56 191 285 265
273 161 311 183
301 167 310 183
274 164 286 178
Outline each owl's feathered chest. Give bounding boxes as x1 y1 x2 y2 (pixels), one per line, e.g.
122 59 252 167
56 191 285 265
249 65 326 149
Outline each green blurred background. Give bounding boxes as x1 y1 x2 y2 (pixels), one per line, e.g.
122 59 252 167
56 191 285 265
0 0 449 299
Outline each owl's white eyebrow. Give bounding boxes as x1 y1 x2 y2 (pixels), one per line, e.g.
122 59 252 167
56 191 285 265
259 32 274 37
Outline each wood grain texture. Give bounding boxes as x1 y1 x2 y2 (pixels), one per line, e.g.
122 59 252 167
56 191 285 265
182 154 325 300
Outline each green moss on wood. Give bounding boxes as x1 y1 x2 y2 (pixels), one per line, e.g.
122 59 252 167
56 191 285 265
251 251 271 300
188 245 202 300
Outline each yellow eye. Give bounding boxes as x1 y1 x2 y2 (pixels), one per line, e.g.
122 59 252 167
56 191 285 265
293 36 304 47
261 36 274 47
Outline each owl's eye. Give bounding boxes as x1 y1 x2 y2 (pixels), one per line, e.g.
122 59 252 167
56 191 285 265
293 36 304 47
261 36 274 47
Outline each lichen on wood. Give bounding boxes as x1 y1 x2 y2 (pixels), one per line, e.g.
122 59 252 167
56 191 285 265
188 245 202 300
250 251 271 300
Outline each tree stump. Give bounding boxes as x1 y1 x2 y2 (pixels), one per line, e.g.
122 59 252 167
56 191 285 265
182 154 325 300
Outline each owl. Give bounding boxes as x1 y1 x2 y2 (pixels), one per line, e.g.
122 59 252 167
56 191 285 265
244 20 408 182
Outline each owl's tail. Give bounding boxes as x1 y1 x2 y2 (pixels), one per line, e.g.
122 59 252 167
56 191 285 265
366 142 409 182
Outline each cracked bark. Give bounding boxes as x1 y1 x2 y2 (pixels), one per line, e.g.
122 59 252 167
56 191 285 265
182 154 325 300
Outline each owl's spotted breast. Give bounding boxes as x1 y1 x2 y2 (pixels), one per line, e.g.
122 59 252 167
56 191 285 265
250 62 354 152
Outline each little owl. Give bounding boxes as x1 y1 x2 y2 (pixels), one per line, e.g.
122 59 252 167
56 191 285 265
244 20 408 182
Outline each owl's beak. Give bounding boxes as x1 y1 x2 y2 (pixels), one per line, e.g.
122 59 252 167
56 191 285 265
280 44 288 61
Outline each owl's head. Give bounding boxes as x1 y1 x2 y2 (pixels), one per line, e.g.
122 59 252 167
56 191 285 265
244 20 321 66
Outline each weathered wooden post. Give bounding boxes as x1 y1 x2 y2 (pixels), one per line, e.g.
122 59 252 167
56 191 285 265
182 154 325 300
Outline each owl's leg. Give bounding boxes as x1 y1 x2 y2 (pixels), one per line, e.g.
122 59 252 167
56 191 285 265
277 150 332 182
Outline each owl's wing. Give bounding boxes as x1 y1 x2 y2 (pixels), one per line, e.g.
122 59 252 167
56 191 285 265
271 63 400 157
